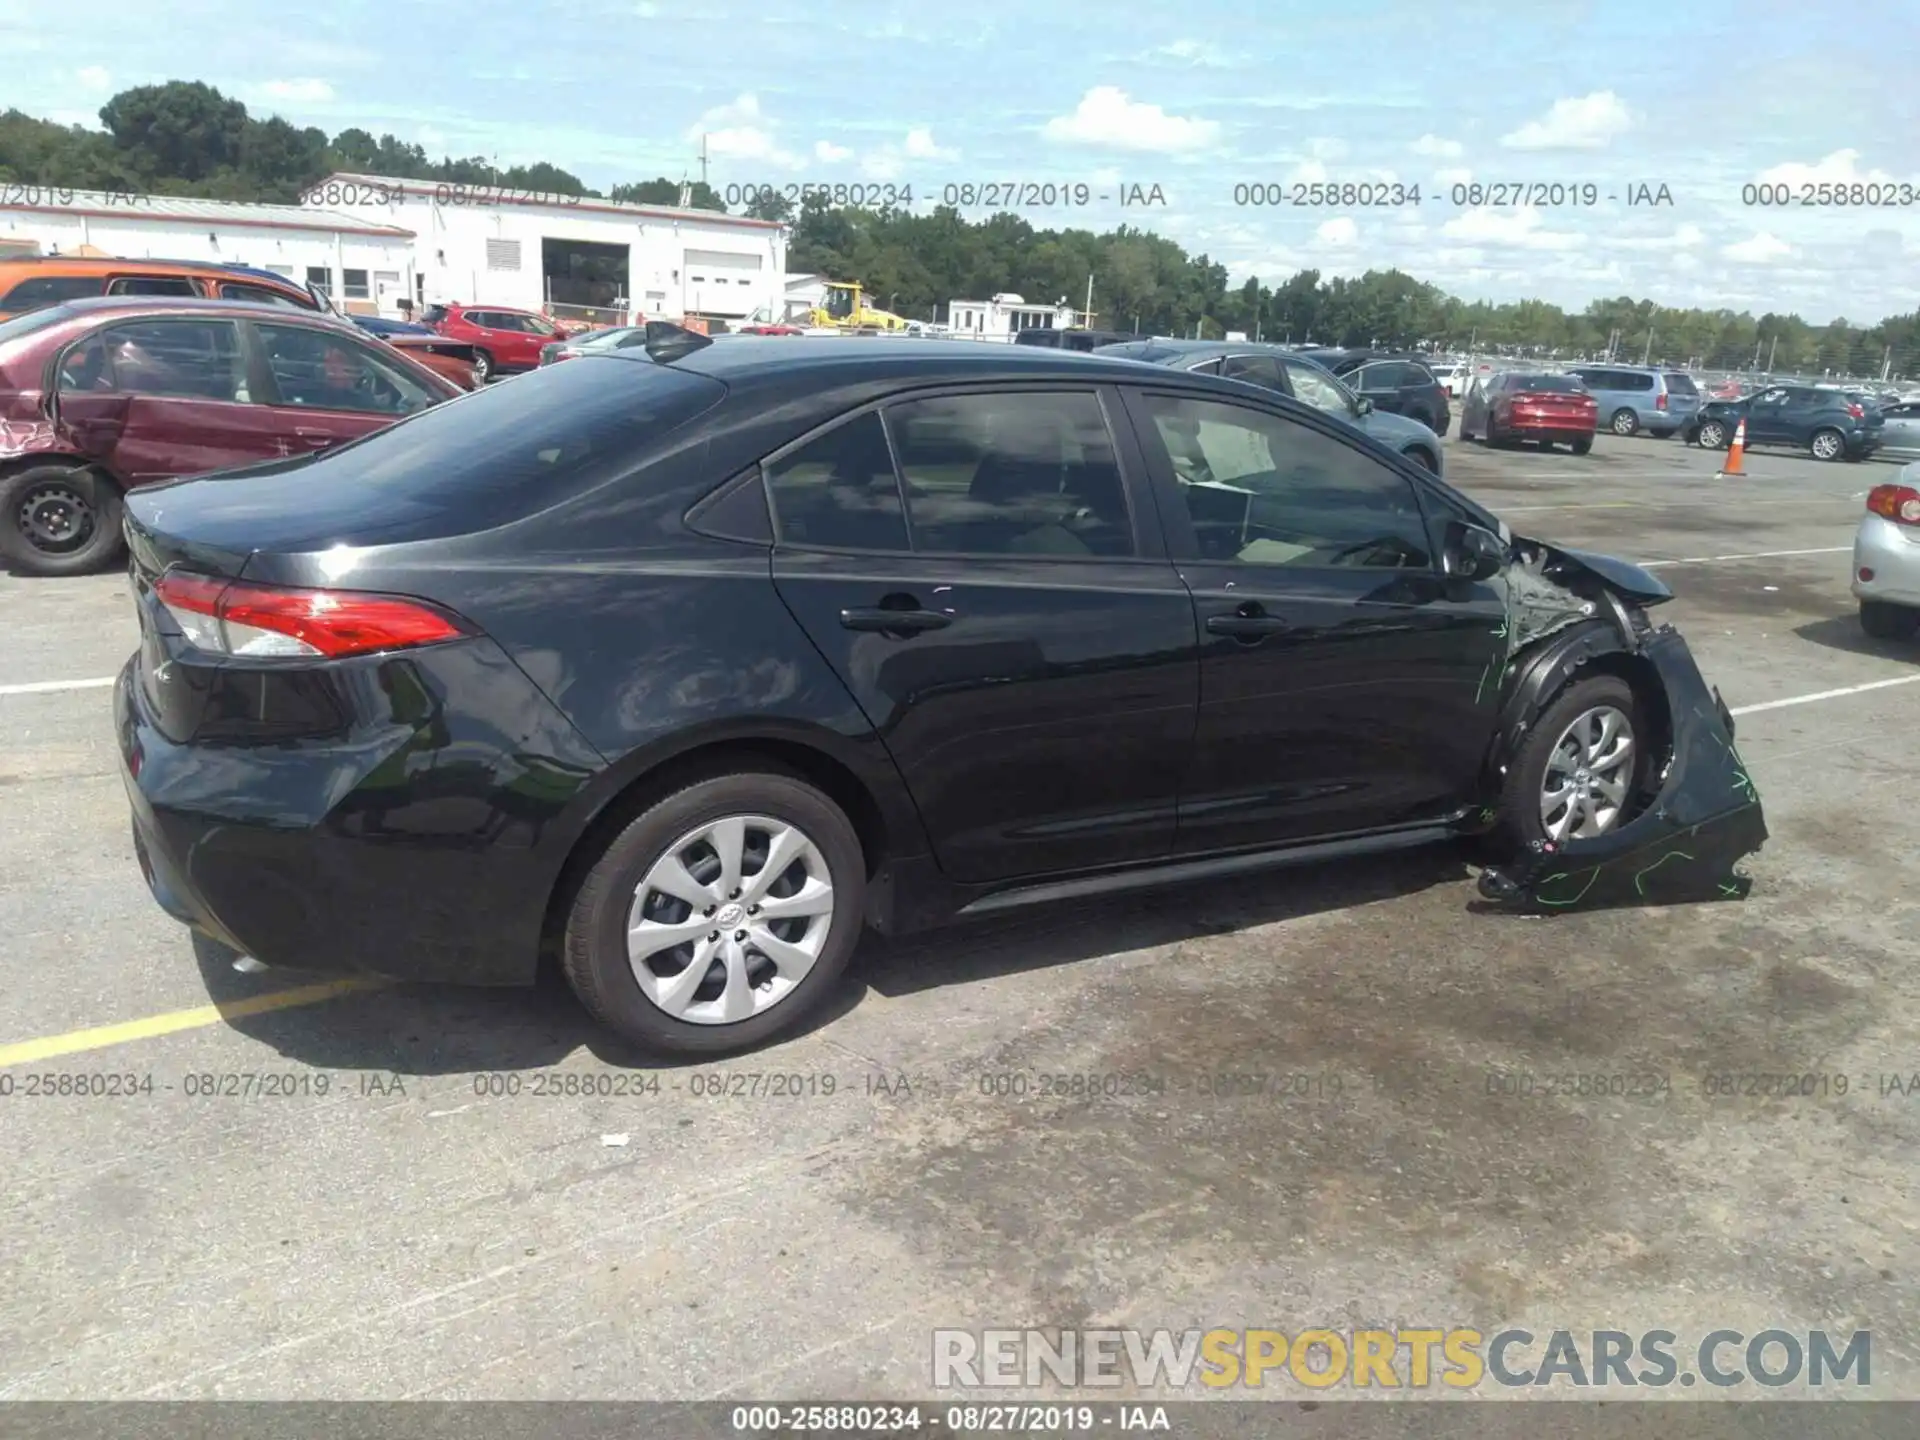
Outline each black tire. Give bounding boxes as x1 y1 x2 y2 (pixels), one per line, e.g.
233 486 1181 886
1537 439 1556 452
1495 674 1644 852
470 349 494 383
1809 427 1845 462
1404 446 1438 473
1696 419 1729 450
0 464 127 577
1860 600 1920 641
1610 408 1639 437
1571 436 1593 455
561 767 867 1055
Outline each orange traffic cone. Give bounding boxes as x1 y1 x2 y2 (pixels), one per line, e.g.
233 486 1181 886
1717 417 1747 477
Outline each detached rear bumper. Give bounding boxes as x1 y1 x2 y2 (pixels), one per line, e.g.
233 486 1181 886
1476 629 1767 911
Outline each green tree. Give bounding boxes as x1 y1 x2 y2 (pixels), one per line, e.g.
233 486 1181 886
99 81 247 184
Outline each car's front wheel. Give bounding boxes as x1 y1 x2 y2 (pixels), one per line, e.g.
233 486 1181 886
0 464 126 577
1497 675 1644 850
1859 599 1920 641
470 349 494 383
562 767 867 1054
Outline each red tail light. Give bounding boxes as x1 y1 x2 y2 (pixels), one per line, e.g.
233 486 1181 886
1656 393 1668 410
154 573 469 658
1847 402 1865 419
1866 484 1920 526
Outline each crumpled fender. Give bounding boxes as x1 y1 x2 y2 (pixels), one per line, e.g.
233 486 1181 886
1476 626 1767 911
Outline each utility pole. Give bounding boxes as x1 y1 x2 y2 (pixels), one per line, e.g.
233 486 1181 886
1084 272 1094 329
700 135 709 188
1883 344 1893 381
1767 336 1778 372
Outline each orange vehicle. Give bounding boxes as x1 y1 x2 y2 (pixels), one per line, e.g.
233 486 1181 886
0 257 325 319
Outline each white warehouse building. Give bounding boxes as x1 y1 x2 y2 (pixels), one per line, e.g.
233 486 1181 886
309 172 788 326
0 190 417 314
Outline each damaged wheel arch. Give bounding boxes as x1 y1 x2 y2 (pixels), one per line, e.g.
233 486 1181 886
1469 535 1767 911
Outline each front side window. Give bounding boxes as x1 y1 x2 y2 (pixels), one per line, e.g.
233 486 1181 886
96 319 249 401
885 391 1133 557
219 282 309 308
255 322 441 415
1140 394 1431 569
765 410 909 551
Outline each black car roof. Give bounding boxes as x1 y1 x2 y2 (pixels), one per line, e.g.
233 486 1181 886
659 336 1167 384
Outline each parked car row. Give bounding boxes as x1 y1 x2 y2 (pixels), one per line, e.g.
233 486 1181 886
1091 338 1448 475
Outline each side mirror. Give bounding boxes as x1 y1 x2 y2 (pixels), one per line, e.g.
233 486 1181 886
1443 521 1506 582
1354 396 1374 416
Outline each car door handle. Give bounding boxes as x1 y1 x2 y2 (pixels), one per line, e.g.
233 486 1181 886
293 429 342 449
1207 610 1290 638
839 605 951 634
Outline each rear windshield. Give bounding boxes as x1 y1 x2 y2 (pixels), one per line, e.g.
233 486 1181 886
0 302 83 346
272 356 727 526
1662 372 1699 395
1514 374 1586 392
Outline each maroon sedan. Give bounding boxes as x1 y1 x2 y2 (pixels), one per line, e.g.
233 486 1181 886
0 296 463 576
1461 371 1599 454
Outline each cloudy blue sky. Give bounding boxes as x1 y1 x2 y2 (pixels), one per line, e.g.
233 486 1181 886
6 0 1918 321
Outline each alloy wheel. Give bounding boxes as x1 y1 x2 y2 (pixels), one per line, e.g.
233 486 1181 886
1697 420 1727 449
626 814 836 1024
16 481 94 555
1539 705 1635 841
1611 409 1639 436
1810 430 1843 461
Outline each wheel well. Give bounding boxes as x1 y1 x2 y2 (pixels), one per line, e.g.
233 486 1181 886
0 453 107 486
1556 649 1673 786
534 736 892 973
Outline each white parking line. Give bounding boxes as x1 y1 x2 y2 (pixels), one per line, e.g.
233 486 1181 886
1638 546 1852 568
0 677 117 697
1730 675 1920 717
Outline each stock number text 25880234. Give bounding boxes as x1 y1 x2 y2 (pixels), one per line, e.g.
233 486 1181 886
1234 182 1423 207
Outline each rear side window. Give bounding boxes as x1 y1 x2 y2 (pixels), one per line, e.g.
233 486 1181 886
1622 371 1655 391
1221 354 1285 392
1662 372 1698 396
1 276 104 310
1398 361 1436 386
105 275 202 297
765 410 909 551
97 319 248 401
886 391 1133 557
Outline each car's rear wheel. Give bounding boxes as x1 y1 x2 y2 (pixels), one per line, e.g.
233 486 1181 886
1405 446 1438 473
1497 675 1644 850
1809 428 1845 461
470 349 494 383
1610 408 1640 436
1859 599 1920 641
0 464 126 577
561 768 866 1054
1696 419 1729 450
1571 436 1593 455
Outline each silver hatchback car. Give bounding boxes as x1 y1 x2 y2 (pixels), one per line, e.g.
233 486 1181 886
1854 465 1920 639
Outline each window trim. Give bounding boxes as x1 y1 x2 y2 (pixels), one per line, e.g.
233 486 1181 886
759 382 1155 563
1118 383 1442 575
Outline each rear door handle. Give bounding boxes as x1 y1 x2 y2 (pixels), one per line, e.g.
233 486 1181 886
840 606 951 634
293 429 342 449
1207 611 1290 639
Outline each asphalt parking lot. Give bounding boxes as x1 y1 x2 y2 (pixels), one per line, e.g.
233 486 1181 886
2 431 1917 1405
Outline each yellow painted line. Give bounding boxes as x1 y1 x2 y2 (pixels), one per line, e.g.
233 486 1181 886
0 977 389 1067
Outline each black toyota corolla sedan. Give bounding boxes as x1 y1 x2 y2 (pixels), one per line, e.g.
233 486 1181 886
117 327 1767 1055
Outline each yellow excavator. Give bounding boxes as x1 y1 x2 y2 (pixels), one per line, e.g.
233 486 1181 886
807 281 908 331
